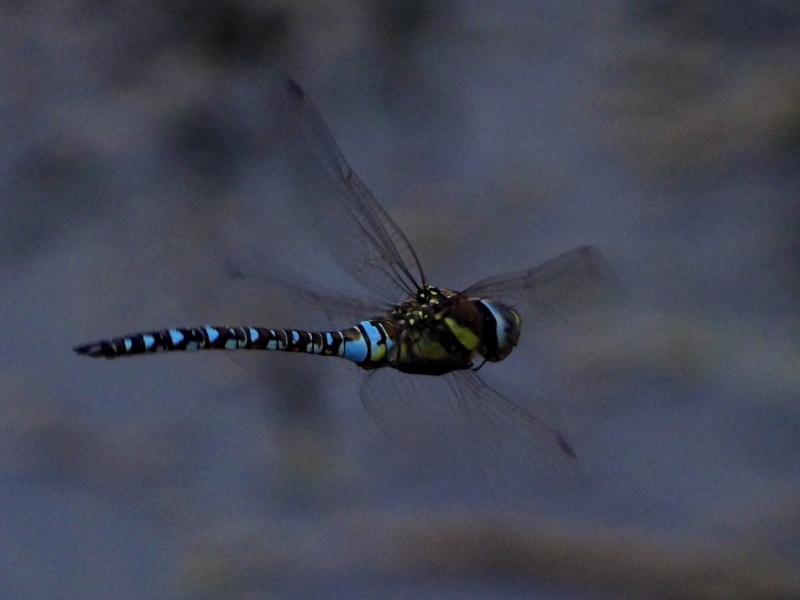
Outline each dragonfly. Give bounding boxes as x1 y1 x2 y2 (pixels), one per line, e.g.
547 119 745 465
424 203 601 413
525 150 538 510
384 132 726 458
75 71 610 470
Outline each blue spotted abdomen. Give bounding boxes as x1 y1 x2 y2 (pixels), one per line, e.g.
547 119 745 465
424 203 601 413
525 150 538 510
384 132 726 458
74 321 396 368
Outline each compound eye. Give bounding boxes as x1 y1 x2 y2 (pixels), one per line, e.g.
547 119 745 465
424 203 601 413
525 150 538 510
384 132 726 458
479 301 521 361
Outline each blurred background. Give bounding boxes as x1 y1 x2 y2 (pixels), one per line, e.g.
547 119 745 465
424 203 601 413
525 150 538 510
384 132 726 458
2 1 799 598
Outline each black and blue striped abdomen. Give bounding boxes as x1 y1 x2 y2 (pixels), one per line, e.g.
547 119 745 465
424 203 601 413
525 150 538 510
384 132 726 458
74 322 397 368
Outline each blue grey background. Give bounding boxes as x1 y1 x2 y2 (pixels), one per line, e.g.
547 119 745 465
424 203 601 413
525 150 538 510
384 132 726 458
2 1 799 598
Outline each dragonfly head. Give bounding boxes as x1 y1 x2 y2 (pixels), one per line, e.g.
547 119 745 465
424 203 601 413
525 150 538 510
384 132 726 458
477 300 521 362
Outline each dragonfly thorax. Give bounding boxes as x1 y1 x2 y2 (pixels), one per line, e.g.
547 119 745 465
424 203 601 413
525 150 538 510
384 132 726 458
382 285 521 375
389 285 458 326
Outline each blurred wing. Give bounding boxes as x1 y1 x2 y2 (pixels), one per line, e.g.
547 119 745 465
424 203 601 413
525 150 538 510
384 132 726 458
220 264 391 328
359 367 578 480
463 245 614 321
452 369 577 462
262 72 426 301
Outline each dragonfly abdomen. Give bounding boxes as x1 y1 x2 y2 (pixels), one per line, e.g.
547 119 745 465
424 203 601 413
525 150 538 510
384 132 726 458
73 322 397 367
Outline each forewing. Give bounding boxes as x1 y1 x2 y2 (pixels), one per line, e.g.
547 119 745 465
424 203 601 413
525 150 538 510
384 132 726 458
451 370 578 469
359 368 579 482
463 245 614 322
260 71 426 301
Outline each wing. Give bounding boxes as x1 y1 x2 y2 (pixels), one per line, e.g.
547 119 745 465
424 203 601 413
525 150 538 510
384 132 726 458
358 367 579 481
260 71 427 301
463 245 614 321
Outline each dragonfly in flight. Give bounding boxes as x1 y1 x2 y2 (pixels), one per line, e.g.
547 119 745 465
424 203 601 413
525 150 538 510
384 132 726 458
75 71 610 469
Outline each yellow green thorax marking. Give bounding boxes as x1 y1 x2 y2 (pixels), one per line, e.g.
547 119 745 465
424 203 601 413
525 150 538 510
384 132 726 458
444 316 481 351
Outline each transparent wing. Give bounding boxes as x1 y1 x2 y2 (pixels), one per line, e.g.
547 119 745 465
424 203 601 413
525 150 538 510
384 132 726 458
463 245 614 321
253 71 426 302
452 369 577 461
359 367 579 481
221 263 391 328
